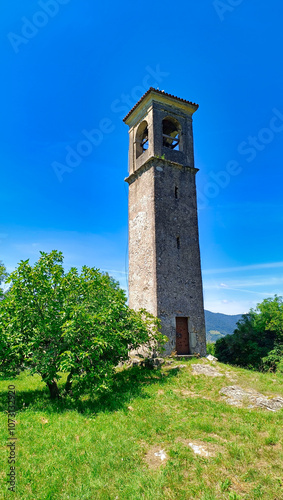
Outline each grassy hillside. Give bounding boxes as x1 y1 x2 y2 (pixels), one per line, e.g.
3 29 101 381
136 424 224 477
205 310 243 342
0 360 283 499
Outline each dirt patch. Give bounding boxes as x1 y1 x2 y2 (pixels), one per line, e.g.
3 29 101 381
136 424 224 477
192 364 224 377
173 388 210 400
166 364 187 372
157 389 164 395
144 446 168 469
180 389 200 397
208 433 228 443
176 438 219 457
230 477 251 496
173 389 198 397
220 385 283 411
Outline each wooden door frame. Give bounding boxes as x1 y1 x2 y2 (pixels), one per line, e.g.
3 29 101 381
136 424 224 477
175 316 190 355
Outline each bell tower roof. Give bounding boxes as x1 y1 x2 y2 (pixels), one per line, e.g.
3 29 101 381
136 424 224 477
123 87 199 127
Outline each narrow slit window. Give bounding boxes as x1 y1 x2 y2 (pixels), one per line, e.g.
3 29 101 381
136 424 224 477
175 186 179 199
177 237 180 249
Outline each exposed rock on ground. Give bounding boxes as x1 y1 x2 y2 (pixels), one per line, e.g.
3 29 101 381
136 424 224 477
220 385 283 411
206 354 218 362
191 364 224 377
188 442 212 457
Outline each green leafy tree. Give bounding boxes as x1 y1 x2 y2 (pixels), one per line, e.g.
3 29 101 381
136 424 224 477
206 342 216 356
215 296 283 371
0 261 8 298
0 251 166 398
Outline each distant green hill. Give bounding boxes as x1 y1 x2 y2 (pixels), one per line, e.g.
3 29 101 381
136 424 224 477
205 310 243 343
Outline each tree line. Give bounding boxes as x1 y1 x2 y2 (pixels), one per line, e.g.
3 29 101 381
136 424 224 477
214 296 283 373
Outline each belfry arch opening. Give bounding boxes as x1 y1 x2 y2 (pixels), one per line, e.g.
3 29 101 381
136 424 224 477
136 120 149 159
162 117 181 151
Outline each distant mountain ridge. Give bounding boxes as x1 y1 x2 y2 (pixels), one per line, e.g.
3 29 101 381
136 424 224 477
205 310 243 343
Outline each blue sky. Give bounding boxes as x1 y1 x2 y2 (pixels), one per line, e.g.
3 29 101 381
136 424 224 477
1 0 283 314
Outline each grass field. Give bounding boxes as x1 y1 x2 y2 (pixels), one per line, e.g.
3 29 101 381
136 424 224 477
0 359 283 499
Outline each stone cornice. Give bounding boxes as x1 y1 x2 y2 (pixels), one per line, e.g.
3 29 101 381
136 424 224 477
125 156 199 185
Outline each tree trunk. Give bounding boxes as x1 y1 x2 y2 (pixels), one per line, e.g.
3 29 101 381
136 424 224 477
47 380 60 399
64 371 74 395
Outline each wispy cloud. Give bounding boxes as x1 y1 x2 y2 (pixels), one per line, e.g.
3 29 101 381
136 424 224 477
217 286 268 296
203 261 283 275
203 269 283 313
206 277 283 289
101 269 127 275
204 283 269 296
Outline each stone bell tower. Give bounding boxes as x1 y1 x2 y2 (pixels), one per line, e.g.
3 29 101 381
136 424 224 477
124 88 206 356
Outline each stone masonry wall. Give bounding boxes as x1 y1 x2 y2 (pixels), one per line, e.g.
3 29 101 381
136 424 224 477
128 165 157 316
154 159 206 356
127 158 206 356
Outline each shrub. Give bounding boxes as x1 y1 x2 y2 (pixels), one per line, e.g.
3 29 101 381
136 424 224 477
0 251 166 398
215 296 283 371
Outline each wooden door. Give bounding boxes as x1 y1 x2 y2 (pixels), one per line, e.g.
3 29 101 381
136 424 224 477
176 317 190 355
